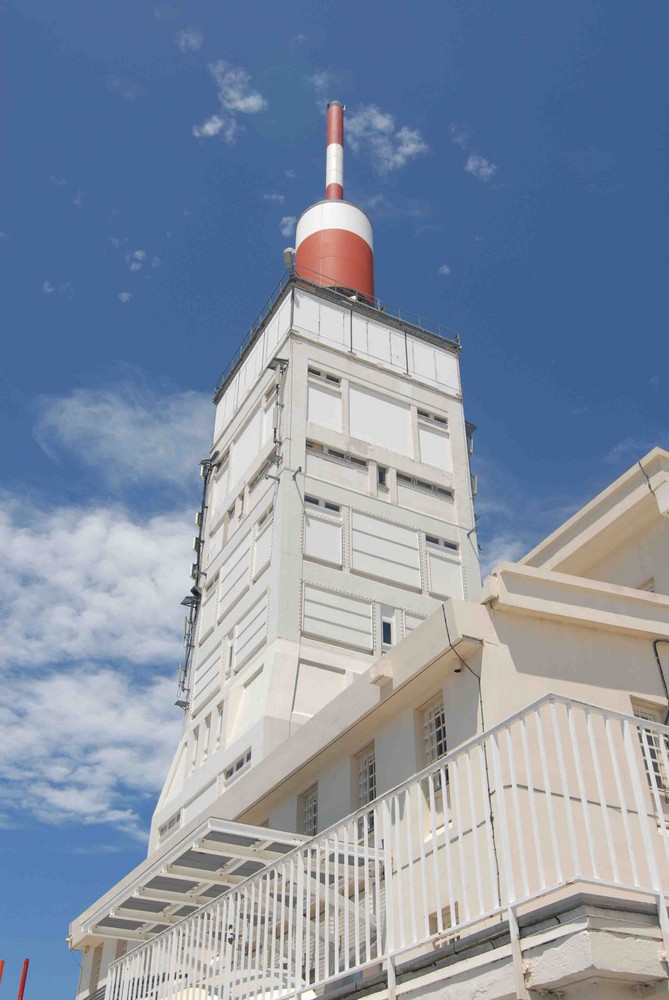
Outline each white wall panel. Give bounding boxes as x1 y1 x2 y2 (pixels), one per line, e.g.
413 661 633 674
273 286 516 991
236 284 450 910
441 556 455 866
293 290 320 336
218 536 251 620
428 551 463 599
434 350 459 392
231 406 262 483
319 303 348 348
230 666 265 740
304 514 342 566
292 662 347 719
405 612 426 634
408 338 437 382
303 585 372 651
307 382 341 431
305 452 369 492
397 482 449 518
418 425 453 472
198 592 217 644
192 649 220 713
253 519 273 579
349 385 411 456
351 511 421 588
235 592 268 669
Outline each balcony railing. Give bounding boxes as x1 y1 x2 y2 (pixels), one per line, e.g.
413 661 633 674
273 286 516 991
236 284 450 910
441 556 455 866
107 694 669 1000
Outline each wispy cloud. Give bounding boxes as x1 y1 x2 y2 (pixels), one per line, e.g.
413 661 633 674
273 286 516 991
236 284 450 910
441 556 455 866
35 375 211 491
43 281 74 298
449 122 498 183
0 666 180 836
280 216 297 238
604 434 667 467
285 169 297 179
109 237 124 249
193 60 267 143
175 27 203 52
125 249 146 271
118 291 133 303
465 153 497 182
263 193 285 204
151 256 162 268
438 264 451 276
73 189 84 208
42 281 55 294
49 174 67 186
346 105 428 174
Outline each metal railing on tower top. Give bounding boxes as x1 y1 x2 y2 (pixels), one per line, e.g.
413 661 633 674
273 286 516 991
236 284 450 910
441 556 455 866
214 269 462 397
107 693 669 1000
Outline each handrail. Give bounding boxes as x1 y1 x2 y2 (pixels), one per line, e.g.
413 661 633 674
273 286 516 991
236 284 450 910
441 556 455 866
107 693 669 1000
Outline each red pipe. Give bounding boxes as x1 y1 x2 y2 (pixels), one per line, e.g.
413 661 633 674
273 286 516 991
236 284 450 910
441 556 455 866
0 959 5 985
16 960 29 1000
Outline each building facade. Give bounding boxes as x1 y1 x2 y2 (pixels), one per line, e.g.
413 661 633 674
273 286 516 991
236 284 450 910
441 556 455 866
69 103 669 1000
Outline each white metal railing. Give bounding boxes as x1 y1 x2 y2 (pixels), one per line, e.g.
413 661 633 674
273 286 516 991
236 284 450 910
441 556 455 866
107 694 669 1000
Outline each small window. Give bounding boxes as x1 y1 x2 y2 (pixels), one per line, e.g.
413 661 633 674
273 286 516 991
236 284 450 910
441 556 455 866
382 620 393 646
306 441 368 469
159 810 182 842
397 473 453 500
215 701 225 749
426 535 459 552
299 785 318 837
377 466 388 488
418 409 448 426
308 367 341 386
357 745 377 807
305 495 340 513
224 748 252 783
190 727 200 772
423 696 448 792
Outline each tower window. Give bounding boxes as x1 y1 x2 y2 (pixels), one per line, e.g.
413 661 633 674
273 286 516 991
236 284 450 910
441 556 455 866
418 409 448 426
377 466 388 488
426 535 459 552
224 748 252 783
305 495 340 513
397 473 453 500
308 367 341 386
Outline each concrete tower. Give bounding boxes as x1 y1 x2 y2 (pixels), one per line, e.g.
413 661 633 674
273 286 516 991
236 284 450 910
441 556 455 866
149 102 480 851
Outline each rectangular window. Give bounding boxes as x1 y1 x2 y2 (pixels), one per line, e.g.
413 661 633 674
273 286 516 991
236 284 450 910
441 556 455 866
426 534 459 552
397 473 453 500
159 810 182 842
305 495 341 513
306 441 368 468
377 465 388 489
215 701 225 749
190 727 200 772
381 605 396 648
633 703 669 805
417 409 448 426
423 695 448 794
224 748 252 783
308 367 341 386
356 744 376 838
299 785 318 837
202 714 212 761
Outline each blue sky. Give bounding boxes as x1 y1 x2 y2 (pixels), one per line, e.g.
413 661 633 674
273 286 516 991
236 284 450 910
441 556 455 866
1 1 668 995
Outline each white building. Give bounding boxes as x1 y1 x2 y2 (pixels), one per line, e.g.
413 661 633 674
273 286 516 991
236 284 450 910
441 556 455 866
70 105 669 1000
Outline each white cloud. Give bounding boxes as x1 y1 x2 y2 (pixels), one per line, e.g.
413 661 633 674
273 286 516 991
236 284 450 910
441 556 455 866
465 152 497 182
50 174 67 186
346 104 428 174
0 666 180 835
0 497 192 669
280 216 297 237
151 256 162 268
118 291 133 302
110 236 124 248
449 123 470 150
73 189 84 208
310 71 333 100
175 27 203 52
285 169 297 179
35 377 212 490
263 193 285 204
126 249 146 271
58 282 74 298
438 264 451 276
42 281 55 294
192 114 226 139
193 61 267 144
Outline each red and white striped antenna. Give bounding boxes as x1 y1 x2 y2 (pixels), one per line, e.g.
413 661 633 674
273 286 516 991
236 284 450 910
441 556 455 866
325 101 344 200
294 100 375 302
